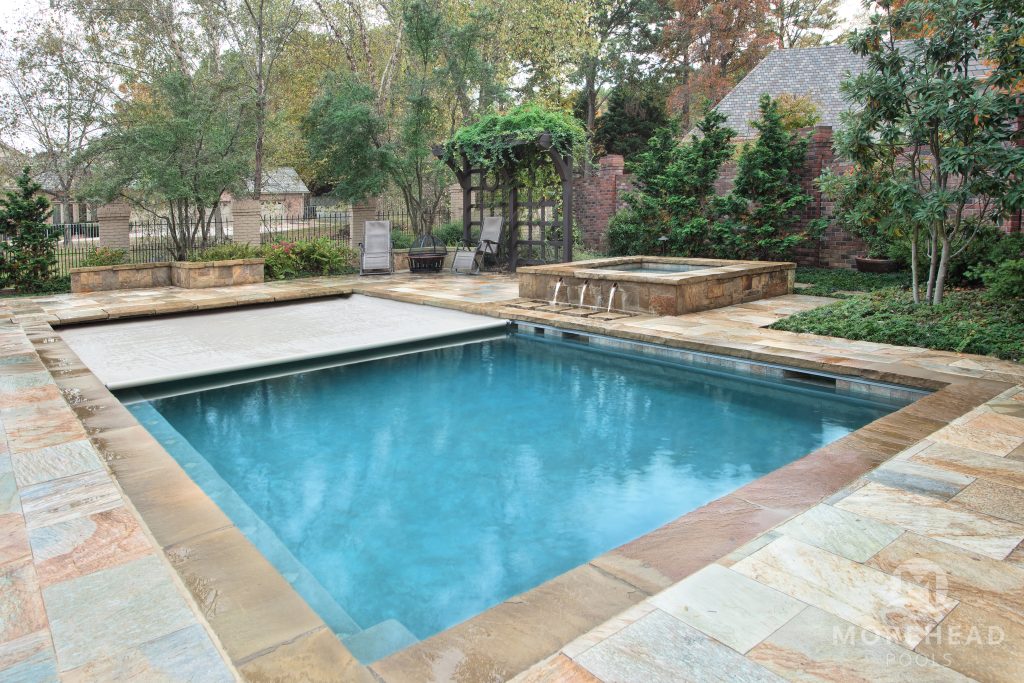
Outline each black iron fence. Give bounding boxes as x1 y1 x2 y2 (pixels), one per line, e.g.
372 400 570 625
129 219 233 263
53 222 100 275
261 211 350 245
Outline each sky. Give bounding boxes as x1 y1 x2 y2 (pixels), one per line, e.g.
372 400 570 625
0 0 866 34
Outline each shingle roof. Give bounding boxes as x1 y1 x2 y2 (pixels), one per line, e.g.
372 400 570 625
708 44 869 138
247 167 309 195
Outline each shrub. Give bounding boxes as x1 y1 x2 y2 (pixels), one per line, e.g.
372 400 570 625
981 259 1024 302
0 168 60 291
390 230 414 250
81 247 129 267
263 237 357 280
187 243 263 262
434 222 466 246
957 229 1024 287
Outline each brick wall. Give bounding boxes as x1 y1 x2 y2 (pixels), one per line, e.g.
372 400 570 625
573 155 633 250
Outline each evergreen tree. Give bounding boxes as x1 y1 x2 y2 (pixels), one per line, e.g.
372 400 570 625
594 80 670 161
0 168 57 290
731 94 824 260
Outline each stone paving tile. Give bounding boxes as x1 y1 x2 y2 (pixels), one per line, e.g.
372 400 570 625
0 399 87 453
930 423 1024 457
18 469 122 531
869 532 1024 628
61 624 234 682
912 442 1024 491
733 536 956 649
561 602 657 660
511 653 602 683
574 609 782 683
772 504 903 563
28 505 152 588
747 605 970 682
948 479 1024 526
9 439 103 488
238 626 372 683
0 630 58 682
914 602 1024 683
42 554 196 672
836 481 1024 560
965 412 1024 438
0 557 48 644
649 564 805 654
865 457 975 500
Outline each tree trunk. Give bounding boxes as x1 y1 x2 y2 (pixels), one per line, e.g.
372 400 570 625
925 226 938 303
910 224 920 304
933 231 951 305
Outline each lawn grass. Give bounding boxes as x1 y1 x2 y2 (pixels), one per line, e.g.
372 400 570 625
795 267 910 297
771 288 1024 361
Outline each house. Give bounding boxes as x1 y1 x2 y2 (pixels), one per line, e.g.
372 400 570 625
221 167 311 218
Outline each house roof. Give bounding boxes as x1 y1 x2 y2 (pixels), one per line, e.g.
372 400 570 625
247 167 309 195
706 42 990 139
708 44 870 139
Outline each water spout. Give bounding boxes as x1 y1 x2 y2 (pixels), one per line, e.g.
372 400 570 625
607 283 618 312
550 278 563 306
579 280 589 307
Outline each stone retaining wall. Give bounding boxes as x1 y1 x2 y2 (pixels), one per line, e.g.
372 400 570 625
71 259 265 293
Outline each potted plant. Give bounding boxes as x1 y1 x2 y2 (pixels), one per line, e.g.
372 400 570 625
818 167 901 273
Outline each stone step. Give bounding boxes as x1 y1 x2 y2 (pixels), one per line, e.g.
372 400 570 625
342 618 419 664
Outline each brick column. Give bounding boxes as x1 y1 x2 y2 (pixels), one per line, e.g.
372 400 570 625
232 198 262 246
448 183 463 222
350 197 380 249
97 202 131 250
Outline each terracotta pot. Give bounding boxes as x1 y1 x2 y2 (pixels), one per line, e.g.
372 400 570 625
855 257 900 273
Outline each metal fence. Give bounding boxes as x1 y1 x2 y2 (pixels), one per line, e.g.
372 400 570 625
376 203 452 249
129 219 233 263
261 211 351 245
53 222 100 275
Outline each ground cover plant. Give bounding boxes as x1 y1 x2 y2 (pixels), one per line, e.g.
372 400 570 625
771 288 1024 361
794 267 910 297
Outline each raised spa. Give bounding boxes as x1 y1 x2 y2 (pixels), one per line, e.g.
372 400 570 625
123 329 913 664
518 256 795 315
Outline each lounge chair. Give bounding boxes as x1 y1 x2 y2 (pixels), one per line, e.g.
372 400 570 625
360 220 394 275
451 216 503 275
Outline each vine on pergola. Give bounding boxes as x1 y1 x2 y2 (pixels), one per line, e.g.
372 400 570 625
436 104 588 265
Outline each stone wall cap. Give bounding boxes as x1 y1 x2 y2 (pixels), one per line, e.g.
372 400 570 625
173 258 266 268
70 262 171 274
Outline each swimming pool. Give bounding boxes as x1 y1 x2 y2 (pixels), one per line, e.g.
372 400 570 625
123 330 910 663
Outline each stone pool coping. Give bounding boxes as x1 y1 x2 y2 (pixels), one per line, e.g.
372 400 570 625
2 274 1022 681
517 256 796 284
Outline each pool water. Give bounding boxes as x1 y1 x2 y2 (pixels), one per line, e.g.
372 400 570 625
128 333 902 661
595 262 710 274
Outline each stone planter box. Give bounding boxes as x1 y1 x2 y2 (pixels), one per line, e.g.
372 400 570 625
855 257 901 273
71 259 265 293
518 256 795 315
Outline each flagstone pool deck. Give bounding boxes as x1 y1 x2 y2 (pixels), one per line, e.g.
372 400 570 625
0 272 1022 682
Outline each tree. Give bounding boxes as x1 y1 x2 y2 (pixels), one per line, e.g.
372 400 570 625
593 79 670 160
838 0 1024 304
305 1 472 235
213 0 303 199
0 19 114 212
767 0 841 48
0 168 58 290
731 94 825 260
664 0 774 127
607 110 737 256
575 0 671 136
84 67 256 259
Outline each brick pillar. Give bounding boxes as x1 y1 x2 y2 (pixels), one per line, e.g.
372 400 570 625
232 198 262 246
448 183 463 222
350 197 380 249
97 202 131 250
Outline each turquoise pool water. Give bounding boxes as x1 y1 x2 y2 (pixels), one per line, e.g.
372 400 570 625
127 332 902 662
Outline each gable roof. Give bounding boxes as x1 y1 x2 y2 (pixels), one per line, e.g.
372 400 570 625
246 167 309 195
709 44 869 139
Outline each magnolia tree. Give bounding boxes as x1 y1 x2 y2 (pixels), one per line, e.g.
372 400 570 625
837 0 1024 304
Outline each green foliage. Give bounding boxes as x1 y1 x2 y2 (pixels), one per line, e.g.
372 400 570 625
0 168 60 291
608 111 736 256
609 96 823 261
956 229 1024 287
391 230 414 250
593 79 669 161
81 247 129 267
443 103 589 173
774 93 821 132
817 166 902 260
770 289 1024 361
839 0 1024 304
981 260 1024 303
187 243 262 262
732 94 825 261
434 222 466 246
794 267 910 297
262 237 357 280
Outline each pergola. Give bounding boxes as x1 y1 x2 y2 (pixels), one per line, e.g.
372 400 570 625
433 133 574 268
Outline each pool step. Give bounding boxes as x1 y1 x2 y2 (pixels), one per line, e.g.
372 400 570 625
341 619 418 664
